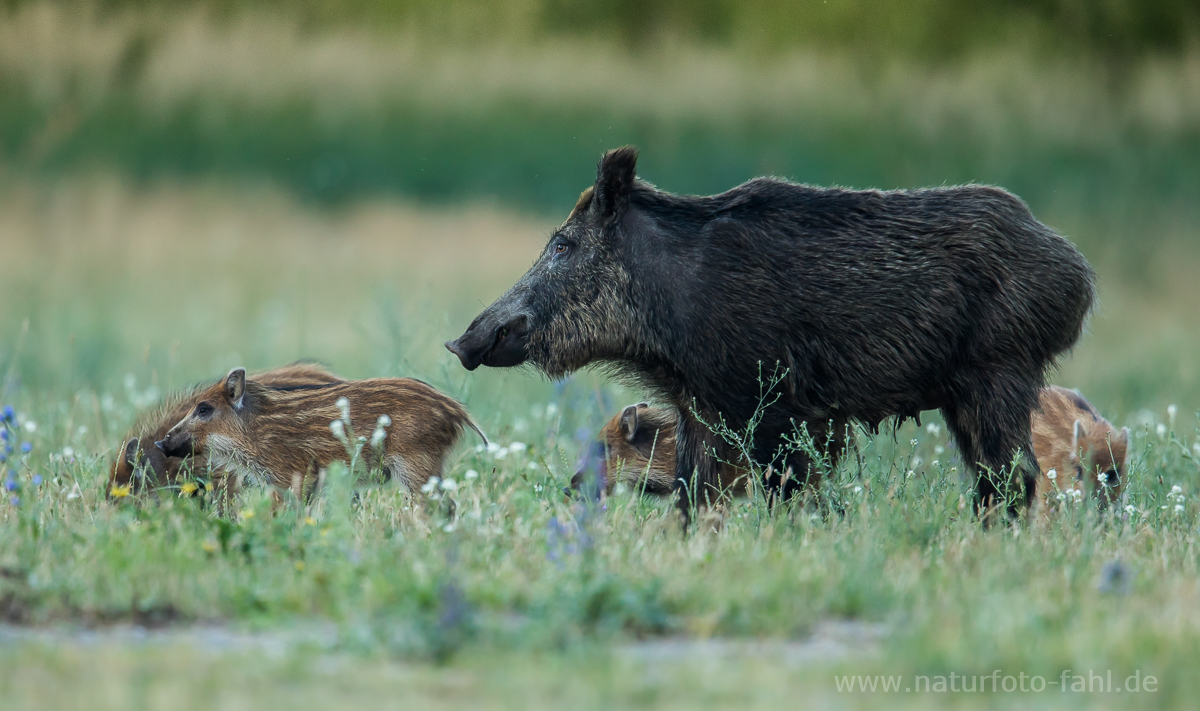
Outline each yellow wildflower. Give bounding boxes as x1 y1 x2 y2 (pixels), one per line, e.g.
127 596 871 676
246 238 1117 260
294 561 306 572
201 540 217 553
110 485 131 498
304 516 317 526
179 482 199 496
240 509 255 520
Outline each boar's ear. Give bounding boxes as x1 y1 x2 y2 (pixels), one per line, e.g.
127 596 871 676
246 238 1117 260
619 404 640 442
224 367 247 409
1071 419 1087 454
593 146 638 225
123 437 141 466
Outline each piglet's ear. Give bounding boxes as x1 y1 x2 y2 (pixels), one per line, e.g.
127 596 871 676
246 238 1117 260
225 367 247 409
593 146 638 225
619 404 640 443
124 438 141 466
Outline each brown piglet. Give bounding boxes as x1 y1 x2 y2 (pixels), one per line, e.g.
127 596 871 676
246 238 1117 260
158 368 485 495
109 362 344 497
1031 385 1130 513
571 403 749 498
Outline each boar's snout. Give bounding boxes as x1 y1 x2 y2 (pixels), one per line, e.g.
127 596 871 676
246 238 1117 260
156 432 191 459
569 440 609 501
446 312 530 370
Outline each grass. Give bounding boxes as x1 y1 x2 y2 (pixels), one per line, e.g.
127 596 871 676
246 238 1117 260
0 177 1198 709
2 6 1200 707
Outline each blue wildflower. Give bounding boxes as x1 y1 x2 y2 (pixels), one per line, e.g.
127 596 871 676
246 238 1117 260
4 478 17 492
9 496 18 506
21 442 31 453
0 428 7 441
1 406 13 422
31 475 42 486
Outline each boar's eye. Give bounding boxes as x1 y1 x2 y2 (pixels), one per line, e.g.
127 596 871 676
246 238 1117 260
553 242 570 257
195 402 214 419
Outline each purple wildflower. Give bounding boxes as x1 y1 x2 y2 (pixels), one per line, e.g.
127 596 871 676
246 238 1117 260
20 442 31 453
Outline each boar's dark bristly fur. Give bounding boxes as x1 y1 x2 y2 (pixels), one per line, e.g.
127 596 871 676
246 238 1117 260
448 146 1095 519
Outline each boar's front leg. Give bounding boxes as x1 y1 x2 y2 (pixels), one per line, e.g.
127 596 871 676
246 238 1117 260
673 406 724 526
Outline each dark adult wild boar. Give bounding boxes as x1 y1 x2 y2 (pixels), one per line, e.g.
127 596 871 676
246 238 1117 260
157 368 485 494
447 147 1095 519
109 362 343 496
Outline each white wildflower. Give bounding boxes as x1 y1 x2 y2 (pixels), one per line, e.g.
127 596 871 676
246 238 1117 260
934 445 945 455
1174 504 1184 514
1161 505 1169 510
614 482 629 495
509 442 527 453
330 419 346 440
545 403 558 416
1047 469 1057 481
906 470 915 479
420 477 440 494
926 423 941 436
443 523 456 533
1156 423 1167 439
1167 404 1177 421
931 460 940 467
23 421 36 433
440 478 458 491
1171 485 1183 495
486 441 501 454
909 439 919 447
464 469 479 480
527 462 538 470
370 415 391 448
61 446 74 459
336 397 351 423
494 447 509 459
475 444 485 453
853 485 863 494
1125 505 1136 516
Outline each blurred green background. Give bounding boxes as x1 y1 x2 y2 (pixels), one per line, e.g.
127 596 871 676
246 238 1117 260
1 0 1198 426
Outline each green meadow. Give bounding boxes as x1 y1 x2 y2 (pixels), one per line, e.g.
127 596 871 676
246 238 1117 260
2 3 1200 708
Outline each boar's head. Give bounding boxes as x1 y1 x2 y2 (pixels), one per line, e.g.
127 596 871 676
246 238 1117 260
159 368 249 458
446 146 641 379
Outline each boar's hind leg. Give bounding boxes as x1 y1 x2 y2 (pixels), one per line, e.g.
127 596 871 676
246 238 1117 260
943 372 1040 519
673 407 725 525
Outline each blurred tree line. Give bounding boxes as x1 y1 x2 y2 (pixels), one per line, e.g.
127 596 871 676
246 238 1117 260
23 0 1197 61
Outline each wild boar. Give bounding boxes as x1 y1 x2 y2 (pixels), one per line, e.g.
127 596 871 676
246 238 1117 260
447 146 1095 521
1030 385 1130 513
157 368 485 494
109 362 343 496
